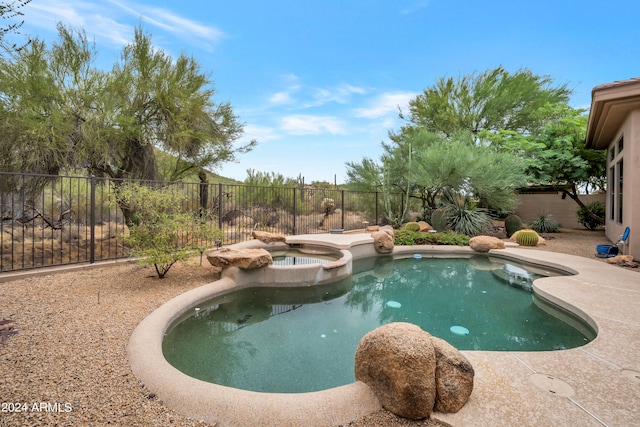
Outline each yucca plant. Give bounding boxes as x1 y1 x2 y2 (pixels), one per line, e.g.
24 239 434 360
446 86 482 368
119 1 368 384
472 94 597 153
442 192 492 237
528 211 560 233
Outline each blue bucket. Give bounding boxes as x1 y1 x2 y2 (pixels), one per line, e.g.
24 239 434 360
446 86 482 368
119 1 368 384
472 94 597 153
596 244 618 257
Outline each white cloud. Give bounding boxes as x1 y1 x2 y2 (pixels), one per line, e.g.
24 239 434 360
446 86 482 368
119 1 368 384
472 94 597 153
311 83 367 105
240 124 280 143
353 91 416 119
269 91 295 105
281 115 348 135
108 0 227 51
23 0 132 47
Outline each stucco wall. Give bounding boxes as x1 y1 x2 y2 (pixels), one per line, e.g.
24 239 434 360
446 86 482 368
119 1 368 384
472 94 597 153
604 110 639 258
514 193 606 229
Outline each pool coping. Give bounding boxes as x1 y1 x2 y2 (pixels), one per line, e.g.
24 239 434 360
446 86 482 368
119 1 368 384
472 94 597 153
127 235 640 426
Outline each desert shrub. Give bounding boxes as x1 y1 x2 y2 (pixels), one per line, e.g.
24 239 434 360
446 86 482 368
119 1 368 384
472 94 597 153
528 211 560 233
118 183 222 278
394 229 470 246
577 201 605 231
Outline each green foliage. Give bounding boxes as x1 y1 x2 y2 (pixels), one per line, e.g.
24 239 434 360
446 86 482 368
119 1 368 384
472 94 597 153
0 24 253 180
406 66 571 137
394 229 470 246
347 128 526 216
515 229 539 246
504 214 523 237
441 192 493 237
489 103 606 222
430 208 447 232
118 183 221 278
528 211 560 233
404 221 420 232
577 201 605 231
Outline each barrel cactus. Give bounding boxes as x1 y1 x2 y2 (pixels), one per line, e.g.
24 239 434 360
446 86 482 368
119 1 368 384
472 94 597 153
504 214 523 238
430 209 446 232
404 221 421 232
515 229 539 246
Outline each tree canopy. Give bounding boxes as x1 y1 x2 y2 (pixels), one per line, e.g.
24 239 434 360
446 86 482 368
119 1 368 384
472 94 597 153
0 24 254 180
484 103 606 222
346 66 606 227
404 66 571 137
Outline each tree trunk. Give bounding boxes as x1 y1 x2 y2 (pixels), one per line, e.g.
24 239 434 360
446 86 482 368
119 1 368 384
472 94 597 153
565 183 603 225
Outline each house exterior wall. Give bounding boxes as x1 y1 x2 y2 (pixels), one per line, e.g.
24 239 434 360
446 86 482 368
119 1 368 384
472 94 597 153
514 193 606 230
604 110 639 257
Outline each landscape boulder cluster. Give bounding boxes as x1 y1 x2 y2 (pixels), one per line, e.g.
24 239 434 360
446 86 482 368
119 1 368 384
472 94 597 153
355 322 474 420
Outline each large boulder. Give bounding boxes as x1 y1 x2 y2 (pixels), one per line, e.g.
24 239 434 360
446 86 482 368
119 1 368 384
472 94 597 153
469 236 505 253
355 322 436 420
431 337 475 413
251 230 286 244
206 248 272 270
371 225 395 254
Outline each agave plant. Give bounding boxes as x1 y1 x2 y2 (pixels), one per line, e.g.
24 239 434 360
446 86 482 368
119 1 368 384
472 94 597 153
441 192 493 237
528 211 560 233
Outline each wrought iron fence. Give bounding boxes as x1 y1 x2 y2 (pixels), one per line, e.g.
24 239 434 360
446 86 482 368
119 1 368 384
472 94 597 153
0 172 383 273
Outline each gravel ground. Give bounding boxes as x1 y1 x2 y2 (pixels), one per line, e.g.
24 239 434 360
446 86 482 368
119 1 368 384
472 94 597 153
0 228 630 427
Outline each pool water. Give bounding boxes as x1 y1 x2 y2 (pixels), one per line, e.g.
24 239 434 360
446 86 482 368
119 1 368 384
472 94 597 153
162 256 595 393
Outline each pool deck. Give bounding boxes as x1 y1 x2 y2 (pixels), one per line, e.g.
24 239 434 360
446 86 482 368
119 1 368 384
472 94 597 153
289 233 640 426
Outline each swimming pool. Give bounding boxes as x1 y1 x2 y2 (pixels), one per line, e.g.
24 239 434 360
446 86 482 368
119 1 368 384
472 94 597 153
162 255 595 393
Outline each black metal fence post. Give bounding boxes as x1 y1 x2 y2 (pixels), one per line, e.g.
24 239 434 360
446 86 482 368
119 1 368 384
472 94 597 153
341 190 345 229
293 187 297 235
90 176 96 264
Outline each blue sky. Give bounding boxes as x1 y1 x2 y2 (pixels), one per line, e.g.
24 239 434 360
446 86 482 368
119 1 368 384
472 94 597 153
8 0 640 183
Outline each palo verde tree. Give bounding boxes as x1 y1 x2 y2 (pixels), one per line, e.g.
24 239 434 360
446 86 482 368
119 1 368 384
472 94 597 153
0 0 32 55
0 24 253 181
88 26 254 182
404 66 572 137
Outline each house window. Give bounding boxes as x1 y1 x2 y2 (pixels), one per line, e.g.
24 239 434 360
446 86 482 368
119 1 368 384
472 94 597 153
609 165 615 221
617 136 624 154
609 135 624 224
616 159 623 223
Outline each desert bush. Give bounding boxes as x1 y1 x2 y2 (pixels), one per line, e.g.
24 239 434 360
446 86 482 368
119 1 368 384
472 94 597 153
528 211 560 233
118 182 222 278
394 229 470 246
577 201 605 231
